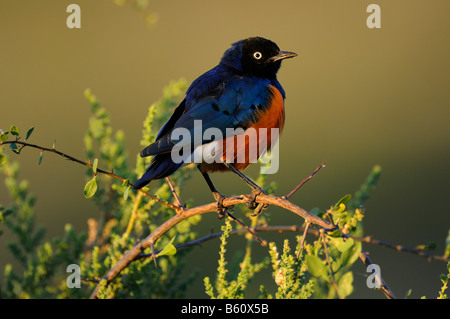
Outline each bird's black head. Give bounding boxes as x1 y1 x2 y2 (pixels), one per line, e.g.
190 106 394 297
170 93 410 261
220 37 297 78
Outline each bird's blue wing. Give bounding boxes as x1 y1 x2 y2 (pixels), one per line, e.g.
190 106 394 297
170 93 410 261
140 67 277 157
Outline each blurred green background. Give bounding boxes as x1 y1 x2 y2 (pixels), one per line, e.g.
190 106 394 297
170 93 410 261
1 0 449 298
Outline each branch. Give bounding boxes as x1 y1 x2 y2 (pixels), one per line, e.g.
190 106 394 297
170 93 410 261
147 225 449 264
89 193 336 298
353 235 449 263
285 160 326 200
359 250 396 299
1 140 178 210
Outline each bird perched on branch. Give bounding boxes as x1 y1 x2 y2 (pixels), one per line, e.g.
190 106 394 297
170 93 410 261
134 36 296 216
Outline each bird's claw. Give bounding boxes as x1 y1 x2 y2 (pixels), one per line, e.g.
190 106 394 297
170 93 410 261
213 192 232 219
247 188 269 216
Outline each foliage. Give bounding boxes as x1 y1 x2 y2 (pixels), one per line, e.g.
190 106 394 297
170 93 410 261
0 80 203 298
203 169 368 299
436 262 450 299
1 84 449 299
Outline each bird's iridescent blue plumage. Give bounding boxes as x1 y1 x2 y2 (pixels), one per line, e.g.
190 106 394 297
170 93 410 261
134 37 295 189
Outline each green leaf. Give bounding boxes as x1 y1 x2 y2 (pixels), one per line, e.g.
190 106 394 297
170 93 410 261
157 236 177 257
327 229 343 237
0 153 5 166
0 132 8 143
123 186 130 200
92 158 98 173
340 241 362 267
404 288 412 298
306 255 327 278
331 237 354 253
9 143 21 154
25 127 34 141
38 150 44 165
334 194 351 210
10 125 20 136
84 177 98 198
337 271 354 298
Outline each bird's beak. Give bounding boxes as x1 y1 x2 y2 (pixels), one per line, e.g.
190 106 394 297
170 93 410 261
270 51 297 62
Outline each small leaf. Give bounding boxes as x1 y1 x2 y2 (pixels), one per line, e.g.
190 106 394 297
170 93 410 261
123 186 130 200
9 143 21 154
306 255 327 278
334 194 351 209
327 229 343 237
0 153 5 166
340 241 362 267
84 177 98 198
52 139 56 149
10 125 20 136
337 272 354 298
25 127 34 140
404 289 412 299
332 237 354 252
0 132 8 143
157 236 177 257
92 158 98 173
38 150 44 165
122 179 130 187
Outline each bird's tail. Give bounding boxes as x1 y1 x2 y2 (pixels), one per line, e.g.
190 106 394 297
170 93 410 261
133 154 183 189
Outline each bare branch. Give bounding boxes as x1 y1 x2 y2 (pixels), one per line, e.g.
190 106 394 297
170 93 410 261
225 211 265 246
297 222 311 259
1 140 178 210
285 160 326 200
165 177 184 211
353 235 449 263
359 250 396 299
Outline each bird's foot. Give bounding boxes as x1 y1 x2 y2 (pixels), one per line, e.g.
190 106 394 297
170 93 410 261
212 192 232 219
247 187 269 217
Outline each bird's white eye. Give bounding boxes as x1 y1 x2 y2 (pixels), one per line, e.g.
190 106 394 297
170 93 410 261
253 52 263 60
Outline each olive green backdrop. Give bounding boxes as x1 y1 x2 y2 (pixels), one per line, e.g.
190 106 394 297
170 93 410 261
1 0 449 298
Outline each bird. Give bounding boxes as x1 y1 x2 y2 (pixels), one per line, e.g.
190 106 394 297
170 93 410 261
133 37 296 216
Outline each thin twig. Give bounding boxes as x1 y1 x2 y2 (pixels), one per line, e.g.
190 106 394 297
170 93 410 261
165 177 184 212
1 140 178 210
124 192 144 236
353 235 450 263
296 221 310 259
133 225 449 264
359 250 396 299
285 160 326 200
320 229 342 299
225 211 265 246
